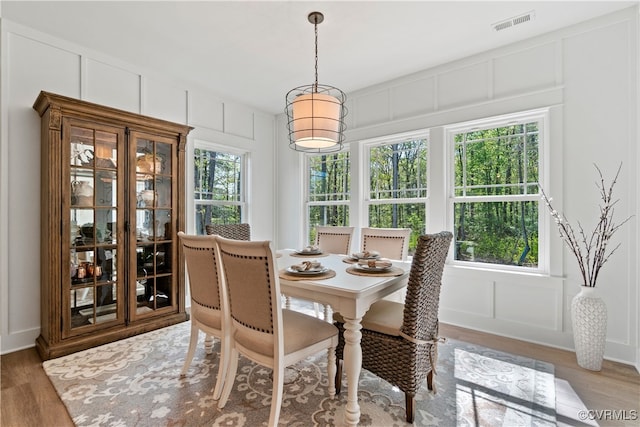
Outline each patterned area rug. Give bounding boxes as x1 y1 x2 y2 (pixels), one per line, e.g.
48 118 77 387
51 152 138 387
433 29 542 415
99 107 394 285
43 321 556 426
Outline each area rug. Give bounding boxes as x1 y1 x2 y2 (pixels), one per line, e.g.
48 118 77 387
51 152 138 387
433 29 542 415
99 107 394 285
43 321 556 426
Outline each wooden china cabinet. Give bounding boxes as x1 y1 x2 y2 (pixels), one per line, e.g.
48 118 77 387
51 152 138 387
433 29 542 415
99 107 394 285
33 91 192 360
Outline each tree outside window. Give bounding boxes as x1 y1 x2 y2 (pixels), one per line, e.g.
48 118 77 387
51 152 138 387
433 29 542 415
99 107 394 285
451 118 541 268
367 138 428 253
307 152 350 244
194 148 245 234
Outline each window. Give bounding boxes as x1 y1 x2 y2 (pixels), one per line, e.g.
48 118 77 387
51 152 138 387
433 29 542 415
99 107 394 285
448 111 545 269
306 152 350 244
193 147 246 234
365 135 428 254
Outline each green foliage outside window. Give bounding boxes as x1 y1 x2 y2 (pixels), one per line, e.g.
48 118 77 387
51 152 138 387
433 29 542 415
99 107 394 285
454 201 538 266
369 141 427 200
308 153 350 244
368 140 427 253
453 122 540 267
308 153 350 202
194 148 243 234
368 203 425 254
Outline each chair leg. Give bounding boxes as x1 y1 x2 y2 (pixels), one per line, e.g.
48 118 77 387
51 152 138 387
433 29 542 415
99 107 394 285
335 358 343 395
427 369 436 393
212 336 230 400
269 362 285 427
217 348 239 408
405 393 415 423
180 322 200 377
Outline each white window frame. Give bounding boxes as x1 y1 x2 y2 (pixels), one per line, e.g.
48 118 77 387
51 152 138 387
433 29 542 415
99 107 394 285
444 108 550 273
192 140 248 233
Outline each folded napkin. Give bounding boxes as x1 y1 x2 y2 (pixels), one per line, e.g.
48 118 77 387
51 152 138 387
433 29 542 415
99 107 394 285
290 260 322 272
352 250 380 259
357 259 392 269
301 245 320 253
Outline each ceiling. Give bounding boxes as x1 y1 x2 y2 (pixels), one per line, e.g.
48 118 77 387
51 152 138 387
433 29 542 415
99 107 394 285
2 1 637 114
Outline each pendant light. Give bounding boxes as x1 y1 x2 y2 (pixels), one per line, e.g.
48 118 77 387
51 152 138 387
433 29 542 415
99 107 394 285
285 11 347 153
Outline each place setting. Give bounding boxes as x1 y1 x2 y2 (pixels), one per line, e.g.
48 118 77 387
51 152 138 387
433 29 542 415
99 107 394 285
289 245 329 258
342 250 381 264
279 260 336 281
345 254 405 277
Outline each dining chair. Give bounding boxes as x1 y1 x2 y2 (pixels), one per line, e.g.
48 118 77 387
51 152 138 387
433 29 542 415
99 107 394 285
334 231 453 423
216 236 339 426
315 226 354 255
360 227 412 260
205 223 251 240
177 232 229 401
312 226 355 319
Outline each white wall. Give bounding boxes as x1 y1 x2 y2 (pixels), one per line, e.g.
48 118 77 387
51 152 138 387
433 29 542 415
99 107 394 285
276 7 639 367
0 20 276 354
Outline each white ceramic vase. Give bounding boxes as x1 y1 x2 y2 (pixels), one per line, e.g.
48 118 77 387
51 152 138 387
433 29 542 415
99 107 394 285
571 286 607 371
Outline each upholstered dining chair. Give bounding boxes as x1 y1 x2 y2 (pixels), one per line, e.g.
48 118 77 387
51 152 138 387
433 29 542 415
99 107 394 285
315 226 354 255
334 231 453 423
216 237 339 426
312 226 355 319
205 223 251 241
177 232 229 401
360 227 412 260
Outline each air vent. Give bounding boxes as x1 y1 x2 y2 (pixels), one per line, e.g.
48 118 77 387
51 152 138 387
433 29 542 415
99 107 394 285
493 10 535 32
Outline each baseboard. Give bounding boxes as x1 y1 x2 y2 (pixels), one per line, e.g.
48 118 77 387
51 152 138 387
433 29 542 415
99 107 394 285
0 326 39 355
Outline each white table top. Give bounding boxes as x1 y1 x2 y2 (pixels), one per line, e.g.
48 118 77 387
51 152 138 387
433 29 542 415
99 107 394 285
276 249 411 319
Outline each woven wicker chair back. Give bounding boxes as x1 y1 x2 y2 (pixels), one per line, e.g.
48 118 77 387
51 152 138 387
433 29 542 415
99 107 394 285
315 226 354 254
400 231 453 341
205 223 251 241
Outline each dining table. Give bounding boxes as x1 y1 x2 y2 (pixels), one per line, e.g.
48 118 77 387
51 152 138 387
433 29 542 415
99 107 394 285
276 249 411 427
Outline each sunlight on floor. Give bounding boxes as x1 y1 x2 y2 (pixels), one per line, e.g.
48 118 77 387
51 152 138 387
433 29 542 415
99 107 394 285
454 348 556 425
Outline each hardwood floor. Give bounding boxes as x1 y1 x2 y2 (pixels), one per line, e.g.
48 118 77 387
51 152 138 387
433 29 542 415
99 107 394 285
440 324 640 427
2 323 638 427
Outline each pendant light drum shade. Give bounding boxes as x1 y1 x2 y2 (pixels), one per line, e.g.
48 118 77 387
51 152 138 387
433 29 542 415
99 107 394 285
285 11 347 153
286 84 347 152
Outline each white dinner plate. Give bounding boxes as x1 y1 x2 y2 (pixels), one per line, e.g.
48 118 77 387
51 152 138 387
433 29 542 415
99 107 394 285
295 249 323 255
354 264 392 272
286 266 329 275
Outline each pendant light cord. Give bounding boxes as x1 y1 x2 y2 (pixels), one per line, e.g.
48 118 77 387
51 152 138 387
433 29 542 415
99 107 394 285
314 17 319 92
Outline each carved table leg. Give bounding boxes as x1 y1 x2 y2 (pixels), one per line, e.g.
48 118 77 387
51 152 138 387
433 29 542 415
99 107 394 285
342 316 363 426
327 344 337 398
204 334 214 354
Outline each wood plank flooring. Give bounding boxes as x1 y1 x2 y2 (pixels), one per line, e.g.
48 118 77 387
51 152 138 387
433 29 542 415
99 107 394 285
440 324 640 427
2 323 638 427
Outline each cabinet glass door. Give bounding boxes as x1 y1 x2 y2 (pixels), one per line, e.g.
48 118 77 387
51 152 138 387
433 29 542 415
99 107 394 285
64 120 125 337
130 132 176 319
